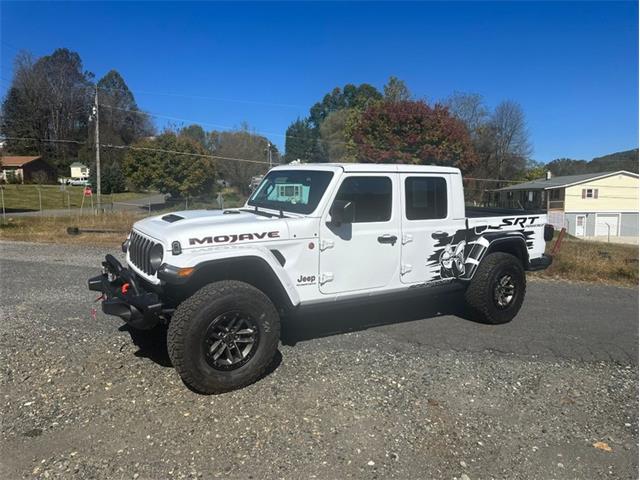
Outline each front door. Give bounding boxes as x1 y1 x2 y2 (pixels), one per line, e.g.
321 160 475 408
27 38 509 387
319 174 400 294
575 215 586 236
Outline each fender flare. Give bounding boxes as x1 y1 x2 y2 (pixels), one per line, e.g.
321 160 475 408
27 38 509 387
462 233 530 280
158 247 300 308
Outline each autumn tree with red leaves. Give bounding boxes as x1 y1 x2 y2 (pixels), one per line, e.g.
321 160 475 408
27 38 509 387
347 100 477 172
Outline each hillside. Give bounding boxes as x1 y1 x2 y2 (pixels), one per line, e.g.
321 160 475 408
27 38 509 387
546 148 638 176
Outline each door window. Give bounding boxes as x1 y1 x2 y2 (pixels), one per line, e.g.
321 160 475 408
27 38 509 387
404 176 447 220
333 176 392 223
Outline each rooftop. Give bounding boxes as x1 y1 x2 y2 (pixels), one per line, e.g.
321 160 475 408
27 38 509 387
273 163 461 174
1 155 42 167
499 170 638 191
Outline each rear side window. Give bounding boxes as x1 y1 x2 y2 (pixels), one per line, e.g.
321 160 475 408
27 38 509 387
405 177 447 220
334 176 392 223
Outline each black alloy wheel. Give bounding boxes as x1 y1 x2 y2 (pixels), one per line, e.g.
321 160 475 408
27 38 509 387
493 274 516 309
203 312 260 370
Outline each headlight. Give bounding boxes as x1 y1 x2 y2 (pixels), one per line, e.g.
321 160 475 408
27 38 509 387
149 243 164 273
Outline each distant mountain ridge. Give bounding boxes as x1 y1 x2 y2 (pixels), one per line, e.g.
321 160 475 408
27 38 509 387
546 148 638 176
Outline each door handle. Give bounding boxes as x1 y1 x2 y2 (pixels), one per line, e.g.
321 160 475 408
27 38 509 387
431 231 449 240
377 234 397 245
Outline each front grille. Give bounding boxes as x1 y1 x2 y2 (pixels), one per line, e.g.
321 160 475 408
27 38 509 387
129 231 159 275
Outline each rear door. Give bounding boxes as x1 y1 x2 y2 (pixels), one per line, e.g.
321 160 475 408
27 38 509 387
319 173 400 294
400 174 466 284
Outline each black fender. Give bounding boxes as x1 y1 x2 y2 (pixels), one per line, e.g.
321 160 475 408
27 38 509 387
462 232 530 280
158 255 296 312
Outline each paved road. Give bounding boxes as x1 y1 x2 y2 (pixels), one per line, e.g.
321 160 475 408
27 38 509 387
1 241 637 364
0 241 637 480
286 275 638 366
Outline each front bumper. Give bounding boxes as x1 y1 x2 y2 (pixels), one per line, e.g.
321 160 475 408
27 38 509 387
88 254 169 329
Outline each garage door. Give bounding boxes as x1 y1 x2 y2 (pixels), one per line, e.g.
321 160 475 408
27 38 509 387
595 214 619 236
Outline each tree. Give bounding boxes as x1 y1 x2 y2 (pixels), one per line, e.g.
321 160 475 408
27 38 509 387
96 70 154 146
309 83 381 128
318 109 355 163
517 161 547 181
445 92 488 137
284 118 317 163
180 124 207 148
544 158 588 176
1 49 93 168
347 100 477 171
488 101 531 179
90 158 127 194
93 70 154 193
383 76 411 103
209 125 273 195
123 132 215 197
285 84 382 163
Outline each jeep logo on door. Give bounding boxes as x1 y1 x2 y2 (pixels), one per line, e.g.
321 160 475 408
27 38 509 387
189 231 280 246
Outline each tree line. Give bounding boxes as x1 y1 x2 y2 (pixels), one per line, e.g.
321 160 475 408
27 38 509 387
4 48 634 200
284 78 534 182
1 48 277 196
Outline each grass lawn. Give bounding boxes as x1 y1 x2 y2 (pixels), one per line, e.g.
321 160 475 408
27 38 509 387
0 211 140 245
532 232 638 287
0 188 248 245
0 184 154 212
1 210 636 288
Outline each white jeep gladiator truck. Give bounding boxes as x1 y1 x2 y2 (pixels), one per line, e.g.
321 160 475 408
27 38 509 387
89 164 554 393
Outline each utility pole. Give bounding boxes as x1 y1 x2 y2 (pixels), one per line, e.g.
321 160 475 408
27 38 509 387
267 141 272 168
93 86 101 211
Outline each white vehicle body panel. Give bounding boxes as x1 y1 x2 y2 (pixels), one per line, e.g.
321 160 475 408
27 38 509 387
124 164 550 308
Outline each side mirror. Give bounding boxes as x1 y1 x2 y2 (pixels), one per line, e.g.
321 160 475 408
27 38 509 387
329 200 355 225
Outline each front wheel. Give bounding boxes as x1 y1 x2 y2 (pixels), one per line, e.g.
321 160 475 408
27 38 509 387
167 280 280 394
464 252 526 324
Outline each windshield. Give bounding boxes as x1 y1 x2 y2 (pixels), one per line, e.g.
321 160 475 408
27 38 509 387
247 170 334 214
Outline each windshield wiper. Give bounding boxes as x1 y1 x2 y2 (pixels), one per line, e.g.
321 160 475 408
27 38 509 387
240 206 287 218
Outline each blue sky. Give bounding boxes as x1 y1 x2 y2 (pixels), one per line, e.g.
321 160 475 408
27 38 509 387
1 1 638 163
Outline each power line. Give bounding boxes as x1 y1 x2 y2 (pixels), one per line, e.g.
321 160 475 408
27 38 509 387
92 83 303 109
2 136 87 145
2 136 269 165
101 143 269 165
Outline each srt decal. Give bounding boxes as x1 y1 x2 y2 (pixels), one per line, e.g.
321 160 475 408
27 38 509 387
487 216 540 230
296 274 317 286
426 217 536 282
189 231 280 246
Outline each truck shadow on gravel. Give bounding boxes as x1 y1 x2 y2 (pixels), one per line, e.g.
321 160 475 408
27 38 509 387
281 290 477 346
118 323 283 382
116 290 474 382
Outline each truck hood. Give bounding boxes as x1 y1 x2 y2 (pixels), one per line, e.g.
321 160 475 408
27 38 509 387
132 209 290 250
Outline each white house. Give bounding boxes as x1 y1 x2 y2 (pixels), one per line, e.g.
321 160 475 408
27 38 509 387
70 162 89 179
498 170 639 239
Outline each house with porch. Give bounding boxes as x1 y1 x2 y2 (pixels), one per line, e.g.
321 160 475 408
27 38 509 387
1 155 56 184
497 170 639 239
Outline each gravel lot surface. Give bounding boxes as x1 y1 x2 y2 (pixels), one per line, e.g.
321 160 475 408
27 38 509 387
1 241 638 479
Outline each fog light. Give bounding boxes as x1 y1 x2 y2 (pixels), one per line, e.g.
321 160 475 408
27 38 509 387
172 241 182 255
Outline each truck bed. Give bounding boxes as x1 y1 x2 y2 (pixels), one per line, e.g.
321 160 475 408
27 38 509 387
465 206 544 218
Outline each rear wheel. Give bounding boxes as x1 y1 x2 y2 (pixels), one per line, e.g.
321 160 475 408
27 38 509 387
168 280 280 394
464 252 525 324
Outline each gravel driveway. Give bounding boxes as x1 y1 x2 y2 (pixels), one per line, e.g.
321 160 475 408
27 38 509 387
0 241 637 479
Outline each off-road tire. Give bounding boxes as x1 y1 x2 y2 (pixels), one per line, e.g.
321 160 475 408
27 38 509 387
167 280 280 394
464 252 525 324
